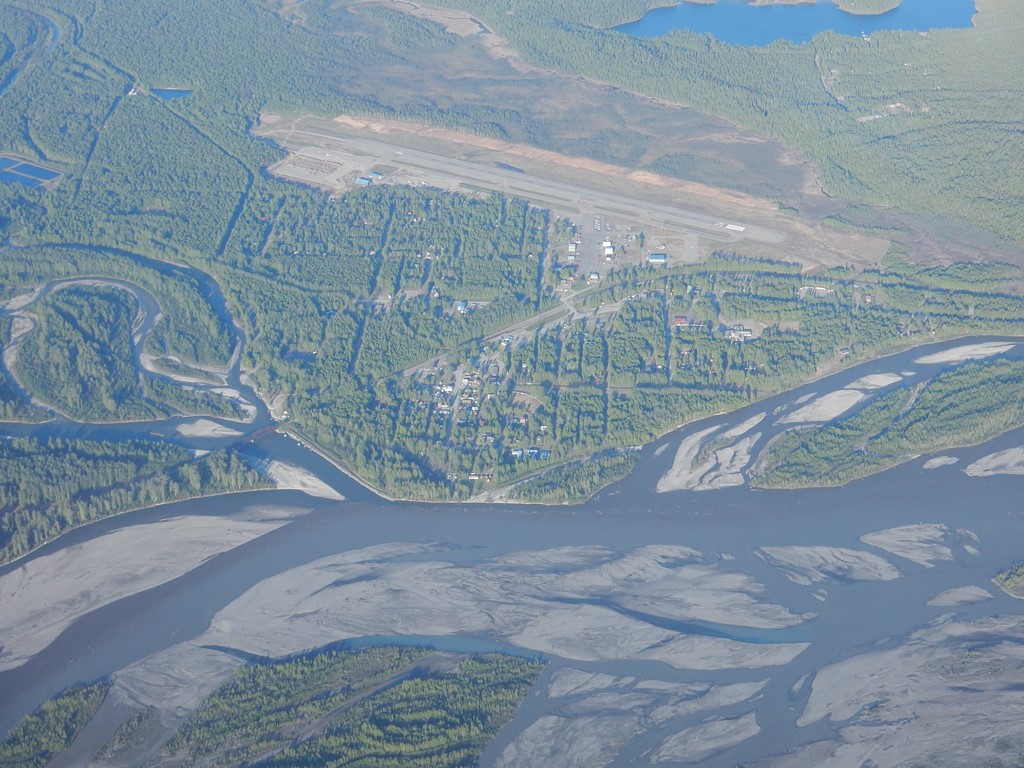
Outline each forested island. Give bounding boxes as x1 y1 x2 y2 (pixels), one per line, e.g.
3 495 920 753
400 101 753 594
833 0 902 14
0 646 542 768
750 357 1024 488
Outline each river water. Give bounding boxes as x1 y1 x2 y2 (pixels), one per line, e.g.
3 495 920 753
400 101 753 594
1 336 1023 766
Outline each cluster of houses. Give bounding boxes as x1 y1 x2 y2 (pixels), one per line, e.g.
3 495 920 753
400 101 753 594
672 315 754 343
422 360 554 485
509 447 552 461
673 315 705 330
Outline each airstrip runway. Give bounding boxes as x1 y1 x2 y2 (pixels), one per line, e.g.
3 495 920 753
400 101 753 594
259 120 787 251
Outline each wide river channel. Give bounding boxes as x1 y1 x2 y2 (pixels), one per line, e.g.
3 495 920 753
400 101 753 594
1 335 1023 766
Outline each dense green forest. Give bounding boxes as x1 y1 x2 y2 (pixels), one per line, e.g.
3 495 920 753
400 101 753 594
0 682 109 768
163 646 542 768
0 437 269 564
0 317 45 422
751 358 1024 488
508 452 640 503
13 285 164 421
0 247 234 368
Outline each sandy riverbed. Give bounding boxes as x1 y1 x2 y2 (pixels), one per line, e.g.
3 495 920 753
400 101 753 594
777 389 866 424
757 546 901 586
651 712 760 764
263 459 344 500
847 372 902 390
914 341 1016 365
194 543 807 673
859 524 964 567
784 616 1024 767
964 446 1024 476
174 419 244 438
0 513 302 671
657 416 764 492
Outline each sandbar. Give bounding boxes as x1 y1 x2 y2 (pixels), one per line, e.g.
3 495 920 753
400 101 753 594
847 372 902 390
657 428 760 493
496 713 637 768
965 446 1024 476
860 524 955 567
914 341 1015 365
777 389 866 424
197 544 806 672
174 418 244 438
923 455 958 469
138 353 225 387
651 712 760 763
0 514 295 671
499 672 765 768
634 635 807 670
927 586 992 606
1 289 41 312
263 459 344 499
721 411 766 440
548 668 633 698
758 546 901 585
695 433 761 491
791 617 1024 766
656 426 720 492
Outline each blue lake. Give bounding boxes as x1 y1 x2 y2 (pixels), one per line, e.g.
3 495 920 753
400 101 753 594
152 88 192 101
614 0 977 46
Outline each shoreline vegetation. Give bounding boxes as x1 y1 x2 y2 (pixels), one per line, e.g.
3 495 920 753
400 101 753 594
742 0 904 14
0 438 271 567
832 0 902 14
993 562 1024 599
0 682 109 768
